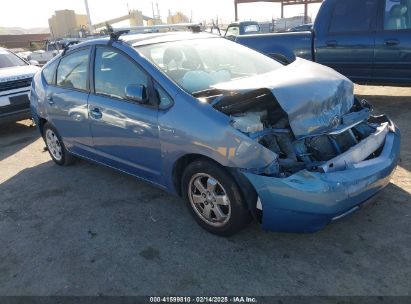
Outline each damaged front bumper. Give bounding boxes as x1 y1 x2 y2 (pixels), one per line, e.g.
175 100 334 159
243 125 401 233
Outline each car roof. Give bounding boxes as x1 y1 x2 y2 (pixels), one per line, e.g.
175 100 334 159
69 32 218 52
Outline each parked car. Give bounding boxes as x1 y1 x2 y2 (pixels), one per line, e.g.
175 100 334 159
235 0 411 86
30 32 400 236
28 40 66 66
0 48 40 124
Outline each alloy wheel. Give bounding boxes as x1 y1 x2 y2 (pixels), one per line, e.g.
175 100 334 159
188 173 231 227
45 129 63 161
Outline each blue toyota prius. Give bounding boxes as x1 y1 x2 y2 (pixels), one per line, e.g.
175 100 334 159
30 31 400 236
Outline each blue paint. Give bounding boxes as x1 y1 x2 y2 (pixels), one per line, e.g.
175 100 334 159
235 0 411 86
244 130 401 233
30 33 402 234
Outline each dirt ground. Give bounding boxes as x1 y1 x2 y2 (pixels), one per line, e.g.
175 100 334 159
0 85 410 296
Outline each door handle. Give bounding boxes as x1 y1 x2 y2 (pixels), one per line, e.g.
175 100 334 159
326 40 338 48
385 39 399 46
47 96 54 105
90 108 102 119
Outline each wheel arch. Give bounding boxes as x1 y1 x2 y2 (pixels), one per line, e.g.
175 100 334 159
38 117 48 137
172 153 221 197
172 153 260 222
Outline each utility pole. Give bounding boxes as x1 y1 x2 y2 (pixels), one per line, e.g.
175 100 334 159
156 2 161 19
84 0 94 34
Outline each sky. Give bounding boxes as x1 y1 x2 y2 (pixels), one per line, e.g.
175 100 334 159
0 0 322 28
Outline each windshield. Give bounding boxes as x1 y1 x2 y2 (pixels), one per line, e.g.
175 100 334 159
137 38 283 93
0 49 27 68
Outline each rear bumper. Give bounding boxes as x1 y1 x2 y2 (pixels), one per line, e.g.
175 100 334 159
243 128 401 233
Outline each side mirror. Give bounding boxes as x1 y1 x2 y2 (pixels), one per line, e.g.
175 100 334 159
125 84 148 104
29 60 40 66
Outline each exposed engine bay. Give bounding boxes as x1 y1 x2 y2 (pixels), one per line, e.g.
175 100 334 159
195 88 392 177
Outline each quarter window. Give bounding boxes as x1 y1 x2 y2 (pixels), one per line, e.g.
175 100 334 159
56 48 89 91
329 0 377 33
42 60 59 85
384 0 411 30
156 85 173 110
94 47 148 100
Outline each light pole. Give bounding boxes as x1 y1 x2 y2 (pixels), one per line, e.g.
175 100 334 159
84 0 94 34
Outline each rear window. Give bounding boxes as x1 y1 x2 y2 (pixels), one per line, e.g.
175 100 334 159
244 24 260 33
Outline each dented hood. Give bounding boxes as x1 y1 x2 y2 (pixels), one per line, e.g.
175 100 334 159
213 58 354 138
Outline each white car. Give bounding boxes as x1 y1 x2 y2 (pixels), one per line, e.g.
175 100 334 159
0 48 40 124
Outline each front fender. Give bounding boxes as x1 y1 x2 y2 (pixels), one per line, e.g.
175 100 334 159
159 92 277 193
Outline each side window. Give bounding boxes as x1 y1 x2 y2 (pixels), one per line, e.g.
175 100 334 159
42 59 59 85
94 46 148 100
329 0 377 33
226 26 240 37
384 0 411 30
56 48 89 91
155 85 173 110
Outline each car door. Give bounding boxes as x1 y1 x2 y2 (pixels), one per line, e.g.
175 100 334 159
46 47 93 154
374 0 411 85
315 0 378 83
88 45 162 184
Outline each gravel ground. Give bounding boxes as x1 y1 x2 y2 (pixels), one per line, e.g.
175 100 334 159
0 85 410 296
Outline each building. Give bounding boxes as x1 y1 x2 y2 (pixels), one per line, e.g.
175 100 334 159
167 11 189 24
0 34 50 50
48 10 89 39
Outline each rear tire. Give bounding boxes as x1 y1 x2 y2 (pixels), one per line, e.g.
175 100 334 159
42 122 74 166
181 160 251 236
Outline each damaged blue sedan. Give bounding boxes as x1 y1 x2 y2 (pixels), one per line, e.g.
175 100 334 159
30 32 401 236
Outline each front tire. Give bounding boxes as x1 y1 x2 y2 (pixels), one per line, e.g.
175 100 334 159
182 160 251 236
43 122 73 166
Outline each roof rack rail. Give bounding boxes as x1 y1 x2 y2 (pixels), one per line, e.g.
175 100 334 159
110 30 130 40
62 40 80 56
112 23 204 35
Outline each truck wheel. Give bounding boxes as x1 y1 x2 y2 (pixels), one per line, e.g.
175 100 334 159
43 122 74 166
181 160 252 236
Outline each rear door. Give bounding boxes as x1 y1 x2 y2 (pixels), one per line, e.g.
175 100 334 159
315 0 378 83
88 45 162 184
46 47 93 154
373 0 411 85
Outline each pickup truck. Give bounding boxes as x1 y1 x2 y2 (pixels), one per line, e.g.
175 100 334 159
224 21 261 39
28 40 64 66
235 0 411 86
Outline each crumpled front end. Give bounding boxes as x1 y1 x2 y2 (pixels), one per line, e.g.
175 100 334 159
243 118 400 233
193 58 401 233
212 58 355 139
